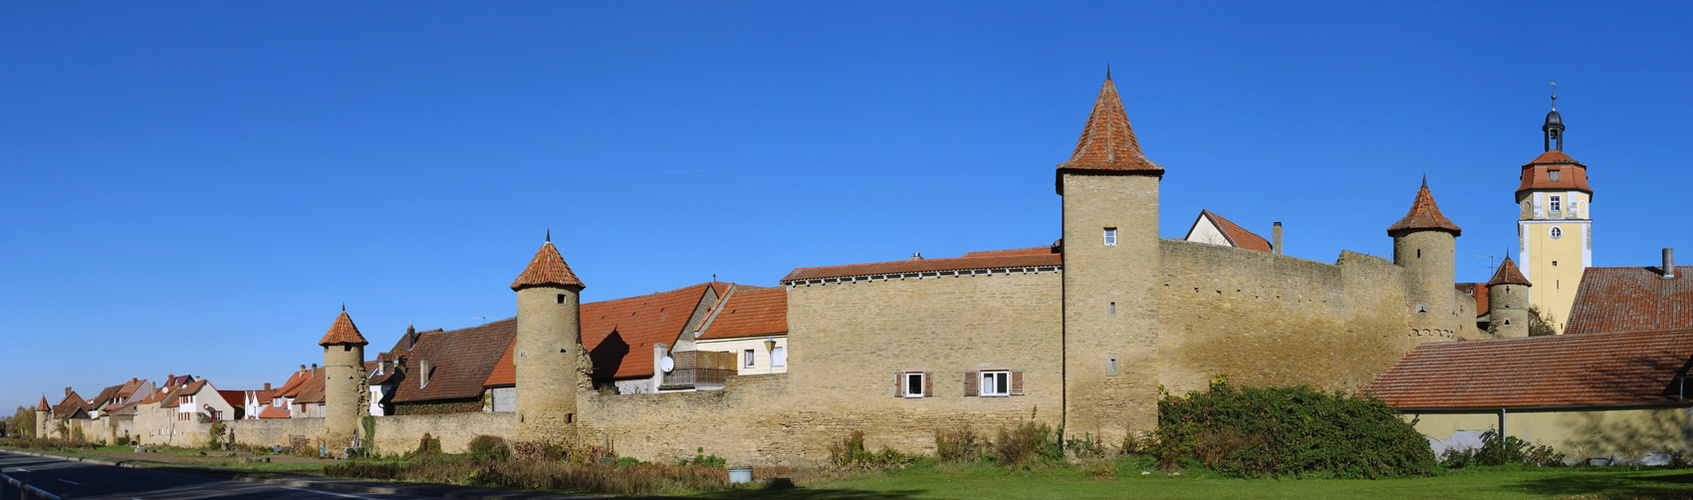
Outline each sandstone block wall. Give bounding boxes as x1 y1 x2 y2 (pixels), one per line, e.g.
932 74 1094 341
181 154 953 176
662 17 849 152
373 412 517 455
229 417 323 450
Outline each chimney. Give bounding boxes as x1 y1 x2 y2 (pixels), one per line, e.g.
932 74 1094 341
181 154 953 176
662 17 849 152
64 386 73 396
264 383 271 391
1272 222 1284 255
168 374 175 384
1666 248 1677 279
299 364 306 372
311 363 318 371
910 252 923 260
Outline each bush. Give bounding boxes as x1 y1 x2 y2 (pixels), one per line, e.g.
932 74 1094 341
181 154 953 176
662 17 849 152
208 421 228 450
467 435 512 464
993 421 1063 467
828 430 914 470
115 435 130 446
1155 380 1436 478
1065 432 1108 460
678 447 726 467
1439 431 1565 468
935 427 985 463
413 433 443 457
326 460 727 495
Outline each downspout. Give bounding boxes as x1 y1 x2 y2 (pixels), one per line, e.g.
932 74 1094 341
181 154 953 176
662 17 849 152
1499 408 1507 456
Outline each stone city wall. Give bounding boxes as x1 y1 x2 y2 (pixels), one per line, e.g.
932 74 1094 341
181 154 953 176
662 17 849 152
373 412 517 455
229 417 323 450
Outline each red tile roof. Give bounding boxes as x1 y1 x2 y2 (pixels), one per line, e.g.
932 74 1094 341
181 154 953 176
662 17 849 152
783 248 1062 283
511 241 584 291
389 318 515 404
1456 283 1489 318
1486 257 1532 287
1566 267 1693 334
52 390 88 419
1189 210 1273 252
163 380 209 408
291 369 326 405
1367 328 1693 408
482 340 517 388
1385 181 1462 236
319 310 369 346
1517 150 1593 197
1055 77 1163 190
257 402 291 419
962 246 1056 258
583 283 718 380
217 390 244 409
35 396 49 412
273 368 313 399
698 286 788 340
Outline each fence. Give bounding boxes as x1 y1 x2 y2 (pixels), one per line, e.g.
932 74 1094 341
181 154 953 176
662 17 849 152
1 473 63 500
663 350 737 387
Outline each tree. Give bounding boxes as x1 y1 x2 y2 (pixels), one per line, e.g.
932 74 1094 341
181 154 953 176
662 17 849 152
10 405 35 438
1527 305 1558 337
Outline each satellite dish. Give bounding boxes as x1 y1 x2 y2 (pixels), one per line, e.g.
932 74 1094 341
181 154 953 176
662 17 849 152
660 356 675 373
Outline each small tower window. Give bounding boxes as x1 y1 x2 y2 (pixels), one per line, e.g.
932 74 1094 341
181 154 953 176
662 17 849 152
1549 195 1562 213
1549 170 1560 182
556 294 566 304
1550 226 1563 239
1109 302 1116 317
1103 228 1117 246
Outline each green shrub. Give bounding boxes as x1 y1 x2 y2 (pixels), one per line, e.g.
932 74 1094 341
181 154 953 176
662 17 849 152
993 421 1063 467
828 430 914 470
413 433 443 457
935 427 985 463
1439 431 1565 468
115 435 130 446
1065 432 1107 460
467 435 512 464
208 421 228 450
678 447 726 467
615 457 649 467
1155 380 1435 478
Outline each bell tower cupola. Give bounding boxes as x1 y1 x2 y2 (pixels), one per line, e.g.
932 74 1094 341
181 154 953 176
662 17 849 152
1543 90 1564 152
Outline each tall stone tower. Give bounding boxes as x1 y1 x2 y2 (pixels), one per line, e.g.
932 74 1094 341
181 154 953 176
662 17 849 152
1486 256 1533 338
1517 103 1592 333
318 307 369 455
1058 75 1164 442
34 396 49 438
511 233 585 442
1387 178 1463 343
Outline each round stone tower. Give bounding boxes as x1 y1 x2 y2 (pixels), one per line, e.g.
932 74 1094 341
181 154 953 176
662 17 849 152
1486 256 1533 338
318 306 369 456
1387 177 1463 343
510 233 585 442
34 396 49 438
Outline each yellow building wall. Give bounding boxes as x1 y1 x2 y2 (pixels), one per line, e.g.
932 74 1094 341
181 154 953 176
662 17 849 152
1409 406 1692 460
696 336 788 375
1520 190 1591 332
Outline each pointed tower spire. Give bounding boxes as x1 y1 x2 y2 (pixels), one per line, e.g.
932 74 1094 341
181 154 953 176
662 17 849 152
1055 78 1163 193
318 309 369 346
1487 255 1532 287
511 240 585 291
1386 181 1463 236
546 229 550 243
36 395 49 412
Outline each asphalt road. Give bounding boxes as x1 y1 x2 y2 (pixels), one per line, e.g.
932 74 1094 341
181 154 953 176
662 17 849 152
0 451 429 499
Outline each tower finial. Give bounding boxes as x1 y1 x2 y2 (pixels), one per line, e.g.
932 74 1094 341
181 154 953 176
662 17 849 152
1550 80 1557 110
1421 174 1427 189
1106 63 1111 81
341 303 345 312
546 229 550 243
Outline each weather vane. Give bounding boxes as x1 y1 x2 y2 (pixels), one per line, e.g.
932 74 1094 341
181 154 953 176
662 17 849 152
1550 80 1557 109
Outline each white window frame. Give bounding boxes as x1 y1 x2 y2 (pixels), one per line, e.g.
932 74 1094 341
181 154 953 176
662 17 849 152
1550 226 1563 239
743 349 756 368
980 371 1010 397
903 372 926 399
1103 228 1117 246
771 346 786 367
1549 195 1561 213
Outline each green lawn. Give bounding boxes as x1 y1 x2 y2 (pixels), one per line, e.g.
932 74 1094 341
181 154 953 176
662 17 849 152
705 462 1693 500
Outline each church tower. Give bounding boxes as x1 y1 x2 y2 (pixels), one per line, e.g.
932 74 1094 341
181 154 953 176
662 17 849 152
511 233 585 442
1058 74 1163 443
319 307 369 456
1517 99 1593 333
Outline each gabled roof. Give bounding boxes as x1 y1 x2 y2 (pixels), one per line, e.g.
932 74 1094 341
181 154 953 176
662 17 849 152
1367 328 1693 408
52 390 88 419
291 369 327 405
1055 77 1163 189
1517 150 1593 196
783 247 1062 283
35 396 49 412
1186 210 1273 253
583 283 720 380
87 383 126 411
697 286 788 340
1566 267 1693 334
162 380 209 408
482 340 518 388
273 367 313 398
1456 283 1489 318
319 310 369 346
511 240 585 291
217 390 244 409
389 318 516 404
1486 257 1532 287
1385 181 1462 236
257 402 291 419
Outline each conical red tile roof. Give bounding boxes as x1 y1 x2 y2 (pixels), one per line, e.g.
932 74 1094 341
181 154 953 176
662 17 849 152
1486 257 1532 287
510 241 584 291
1386 181 1462 236
318 310 369 346
1056 78 1162 191
36 396 48 412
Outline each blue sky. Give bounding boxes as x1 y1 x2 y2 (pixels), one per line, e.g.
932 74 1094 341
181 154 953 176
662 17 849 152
3 2 1690 409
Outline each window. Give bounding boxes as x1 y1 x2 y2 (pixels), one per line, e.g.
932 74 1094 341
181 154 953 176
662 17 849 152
1103 228 1117 246
898 372 929 398
1549 195 1562 213
743 349 756 368
1552 261 1558 267
1109 302 1116 318
963 369 1024 397
1549 170 1560 182
771 347 786 367
556 294 565 304
1550 226 1563 239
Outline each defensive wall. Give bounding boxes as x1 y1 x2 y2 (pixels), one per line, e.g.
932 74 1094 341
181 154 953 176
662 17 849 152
227 417 322 450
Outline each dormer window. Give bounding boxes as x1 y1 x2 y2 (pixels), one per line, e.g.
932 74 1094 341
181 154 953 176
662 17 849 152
1549 170 1560 182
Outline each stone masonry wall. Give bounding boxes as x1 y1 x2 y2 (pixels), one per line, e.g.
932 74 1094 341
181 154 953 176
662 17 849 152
373 412 517 456
229 417 323 450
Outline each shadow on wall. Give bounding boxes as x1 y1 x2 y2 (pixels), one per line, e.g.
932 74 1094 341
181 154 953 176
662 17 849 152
1556 348 1693 460
591 330 630 383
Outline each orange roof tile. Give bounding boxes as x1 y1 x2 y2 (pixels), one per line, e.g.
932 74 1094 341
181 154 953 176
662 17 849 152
1385 181 1462 236
52 390 88 419
291 369 326 404
962 246 1056 258
318 310 369 346
1456 283 1489 318
35 396 48 412
1566 267 1693 334
1486 257 1531 287
1367 328 1693 408
1516 150 1593 197
511 241 584 291
583 283 718 380
783 248 1062 283
1190 210 1273 252
257 404 291 418
1055 77 1163 190
698 286 788 340
389 318 515 404
482 339 517 388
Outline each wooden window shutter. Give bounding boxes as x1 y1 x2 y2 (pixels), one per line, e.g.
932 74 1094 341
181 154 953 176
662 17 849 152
1010 370 1025 396
924 372 932 398
964 371 979 397
895 372 904 398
